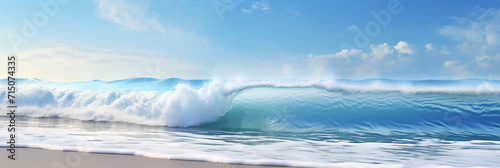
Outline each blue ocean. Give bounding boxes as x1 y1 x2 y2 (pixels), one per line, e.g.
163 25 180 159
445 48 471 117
1 78 500 167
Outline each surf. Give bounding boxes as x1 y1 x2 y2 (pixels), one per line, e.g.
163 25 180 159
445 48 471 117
1 78 499 133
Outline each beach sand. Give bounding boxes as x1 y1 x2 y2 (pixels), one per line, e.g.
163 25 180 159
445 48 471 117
0 147 298 168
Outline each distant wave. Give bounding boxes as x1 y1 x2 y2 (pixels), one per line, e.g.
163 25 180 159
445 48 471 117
1 78 500 131
10 78 500 93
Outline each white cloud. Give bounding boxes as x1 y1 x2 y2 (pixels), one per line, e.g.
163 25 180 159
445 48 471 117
95 0 209 47
438 8 500 49
370 43 394 59
308 48 364 60
438 8 500 71
425 43 434 51
347 25 357 31
486 33 498 46
393 41 413 55
443 60 458 68
243 0 271 14
425 43 453 56
307 49 363 73
252 1 270 11
438 8 500 46
242 9 252 14
306 42 412 78
96 0 165 33
475 55 492 67
442 60 469 76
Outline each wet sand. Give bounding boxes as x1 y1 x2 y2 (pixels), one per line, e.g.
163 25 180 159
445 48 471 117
0 147 299 168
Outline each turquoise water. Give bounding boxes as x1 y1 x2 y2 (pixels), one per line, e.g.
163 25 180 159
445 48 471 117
1 78 500 167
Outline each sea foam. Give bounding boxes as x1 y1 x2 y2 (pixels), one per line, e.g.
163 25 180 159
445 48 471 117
1 78 500 129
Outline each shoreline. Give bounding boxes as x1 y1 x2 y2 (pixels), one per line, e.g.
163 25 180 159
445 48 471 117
0 147 300 168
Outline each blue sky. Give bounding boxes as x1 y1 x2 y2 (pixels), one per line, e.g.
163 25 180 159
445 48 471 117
1 0 499 81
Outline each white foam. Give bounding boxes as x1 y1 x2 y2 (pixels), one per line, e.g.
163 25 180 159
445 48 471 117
3 80 233 126
3 79 500 127
2 116 499 168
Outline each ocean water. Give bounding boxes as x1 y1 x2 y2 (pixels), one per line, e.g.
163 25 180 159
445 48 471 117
1 78 500 167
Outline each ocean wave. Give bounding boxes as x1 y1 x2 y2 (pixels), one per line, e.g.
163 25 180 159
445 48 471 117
9 78 500 94
1 78 500 131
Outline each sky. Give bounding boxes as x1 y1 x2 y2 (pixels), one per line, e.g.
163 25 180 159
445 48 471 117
1 0 499 81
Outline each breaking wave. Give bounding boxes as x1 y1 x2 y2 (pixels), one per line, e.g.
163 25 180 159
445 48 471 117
1 78 500 132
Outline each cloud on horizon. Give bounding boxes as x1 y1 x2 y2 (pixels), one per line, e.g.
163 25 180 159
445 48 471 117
18 47 205 81
306 41 412 79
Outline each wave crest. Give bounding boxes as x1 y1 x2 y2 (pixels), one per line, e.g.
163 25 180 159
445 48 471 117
1 78 500 130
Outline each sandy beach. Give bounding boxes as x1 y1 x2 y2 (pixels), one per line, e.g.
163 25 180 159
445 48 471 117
0 147 297 168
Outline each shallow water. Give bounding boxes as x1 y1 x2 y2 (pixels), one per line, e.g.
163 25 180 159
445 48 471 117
1 117 499 167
